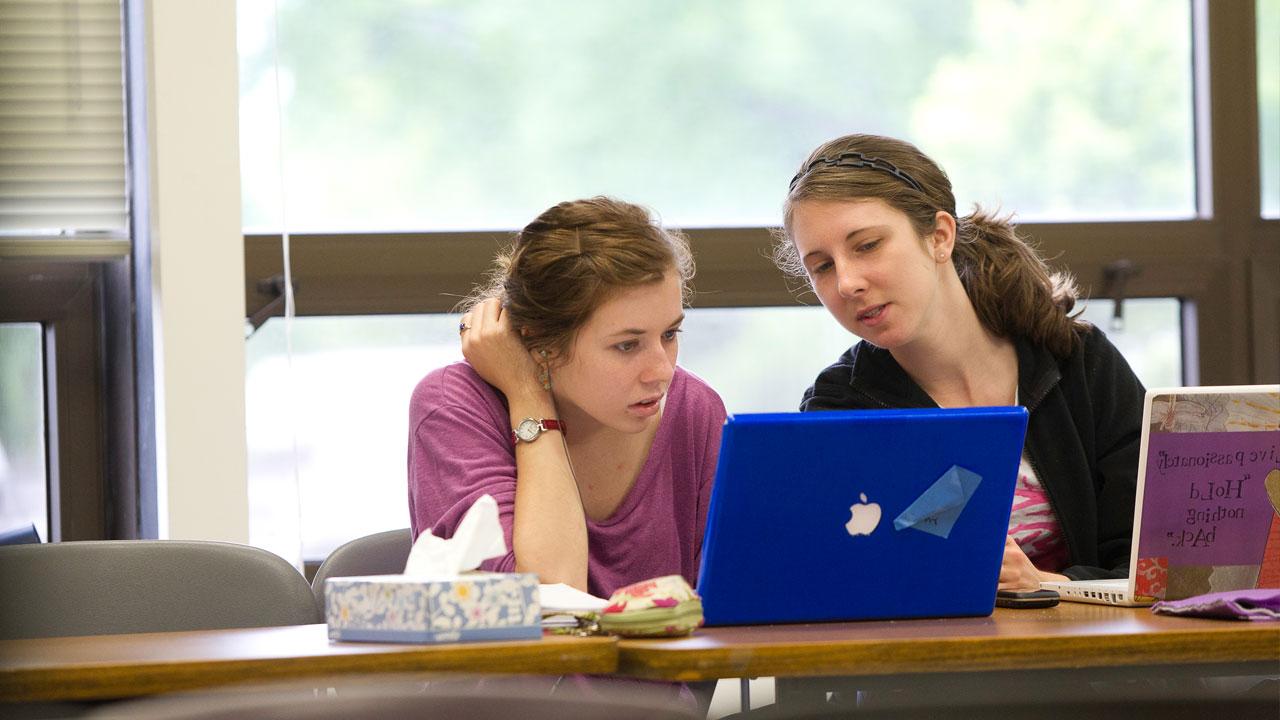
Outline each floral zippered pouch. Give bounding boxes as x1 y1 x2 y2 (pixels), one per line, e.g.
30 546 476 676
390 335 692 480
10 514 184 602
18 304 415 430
596 575 704 638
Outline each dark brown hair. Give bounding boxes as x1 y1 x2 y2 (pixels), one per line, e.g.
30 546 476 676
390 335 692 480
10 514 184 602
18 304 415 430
775 133 1086 358
465 196 694 359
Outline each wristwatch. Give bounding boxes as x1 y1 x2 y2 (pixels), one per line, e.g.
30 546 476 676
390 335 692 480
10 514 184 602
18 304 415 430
511 417 565 445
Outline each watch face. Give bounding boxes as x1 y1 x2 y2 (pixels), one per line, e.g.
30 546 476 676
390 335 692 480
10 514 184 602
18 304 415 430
514 418 541 442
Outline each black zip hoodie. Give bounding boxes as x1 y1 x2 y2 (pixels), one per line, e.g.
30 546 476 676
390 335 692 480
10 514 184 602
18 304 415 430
800 324 1145 580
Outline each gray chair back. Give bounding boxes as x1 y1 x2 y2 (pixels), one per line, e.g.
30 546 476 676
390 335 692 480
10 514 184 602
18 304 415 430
310 528 413 615
86 676 702 720
0 540 321 640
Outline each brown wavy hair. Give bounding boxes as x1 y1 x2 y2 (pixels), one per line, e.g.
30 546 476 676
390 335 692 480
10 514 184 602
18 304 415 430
464 196 694 359
774 134 1086 358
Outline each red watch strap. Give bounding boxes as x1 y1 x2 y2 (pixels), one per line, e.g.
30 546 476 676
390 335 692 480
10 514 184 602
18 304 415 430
510 418 567 444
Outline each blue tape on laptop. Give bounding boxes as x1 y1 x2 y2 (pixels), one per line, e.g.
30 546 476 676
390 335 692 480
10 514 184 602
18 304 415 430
697 406 1027 626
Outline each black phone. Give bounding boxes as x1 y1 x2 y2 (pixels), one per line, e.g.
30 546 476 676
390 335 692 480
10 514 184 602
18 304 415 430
995 589 1060 609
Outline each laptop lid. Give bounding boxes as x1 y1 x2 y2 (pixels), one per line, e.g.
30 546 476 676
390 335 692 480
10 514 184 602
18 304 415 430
1128 385 1280 602
697 406 1028 626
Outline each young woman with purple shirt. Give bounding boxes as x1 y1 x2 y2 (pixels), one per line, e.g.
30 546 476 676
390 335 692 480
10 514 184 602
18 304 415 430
407 196 726 600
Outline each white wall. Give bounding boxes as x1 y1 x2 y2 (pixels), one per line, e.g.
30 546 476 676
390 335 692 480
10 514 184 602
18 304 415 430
146 1 248 542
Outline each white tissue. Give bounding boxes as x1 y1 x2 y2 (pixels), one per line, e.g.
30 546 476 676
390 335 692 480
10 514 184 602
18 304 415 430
539 583 608 613
404 494 508 576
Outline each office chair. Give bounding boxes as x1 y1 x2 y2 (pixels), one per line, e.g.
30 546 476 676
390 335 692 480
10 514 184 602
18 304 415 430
755 676 1280 720
0 540 321 640
310 527 413 616
86 675 702 720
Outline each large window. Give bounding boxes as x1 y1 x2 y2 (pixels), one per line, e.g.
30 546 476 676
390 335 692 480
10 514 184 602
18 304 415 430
238 1 1275 561
239 0 1194 231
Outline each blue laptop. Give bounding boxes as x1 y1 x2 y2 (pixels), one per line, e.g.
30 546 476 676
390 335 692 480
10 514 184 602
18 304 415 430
697 407 1028 626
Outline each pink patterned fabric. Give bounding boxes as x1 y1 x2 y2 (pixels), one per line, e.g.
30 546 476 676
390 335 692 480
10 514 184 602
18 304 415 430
1135 555 1169 599
600 575 703 637
1008 455 1070 572
602 575 698 614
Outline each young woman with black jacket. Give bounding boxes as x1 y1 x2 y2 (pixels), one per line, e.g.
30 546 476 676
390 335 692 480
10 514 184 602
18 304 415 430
774 133 1145 589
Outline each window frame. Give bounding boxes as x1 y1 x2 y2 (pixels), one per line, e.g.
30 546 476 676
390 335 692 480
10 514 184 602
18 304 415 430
0 259 140 540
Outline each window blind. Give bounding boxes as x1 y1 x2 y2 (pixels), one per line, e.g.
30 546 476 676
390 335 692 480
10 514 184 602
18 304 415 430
0 0 127 236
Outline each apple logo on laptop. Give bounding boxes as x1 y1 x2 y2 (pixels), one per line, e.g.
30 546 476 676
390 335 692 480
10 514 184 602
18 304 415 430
845 493 881 536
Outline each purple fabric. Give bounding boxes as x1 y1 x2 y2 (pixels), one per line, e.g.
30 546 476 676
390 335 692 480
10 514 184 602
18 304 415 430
407 362 726 599
1151 589 1280 621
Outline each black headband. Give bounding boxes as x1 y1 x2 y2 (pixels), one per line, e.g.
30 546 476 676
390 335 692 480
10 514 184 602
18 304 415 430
789 151 925 194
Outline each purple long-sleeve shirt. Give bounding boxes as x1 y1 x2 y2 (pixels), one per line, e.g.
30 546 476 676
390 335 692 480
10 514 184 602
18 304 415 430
407 362 726 598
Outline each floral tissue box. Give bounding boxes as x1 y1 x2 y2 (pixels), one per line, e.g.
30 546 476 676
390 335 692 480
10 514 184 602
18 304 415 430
325 572 542 643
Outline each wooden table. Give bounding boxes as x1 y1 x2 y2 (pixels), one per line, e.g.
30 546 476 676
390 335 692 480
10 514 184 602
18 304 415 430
6 607 1276 706
617 603 1280 705
0 624 616 702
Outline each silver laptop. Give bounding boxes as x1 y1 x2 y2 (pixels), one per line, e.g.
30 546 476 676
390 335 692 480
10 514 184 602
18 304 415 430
1041 384 1280 606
